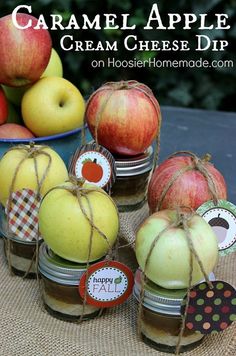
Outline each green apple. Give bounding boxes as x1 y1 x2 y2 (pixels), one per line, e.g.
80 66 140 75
38 182 119 262
135 210 218 289
2 84 30 107
2 48 63 107
0 145 69 206
22 77 85 136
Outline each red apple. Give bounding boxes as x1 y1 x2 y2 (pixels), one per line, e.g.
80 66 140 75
148 154 227 213
0 13 52 87
85 80 160 156
0 87 8 124
0 123 35 139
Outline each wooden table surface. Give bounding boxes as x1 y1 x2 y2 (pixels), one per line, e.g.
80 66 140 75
159 106 236 203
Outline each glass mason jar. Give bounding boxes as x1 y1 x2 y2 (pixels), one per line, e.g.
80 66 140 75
0 204 39 278
133 269 204 353
111 147 153 212
38 243 103 322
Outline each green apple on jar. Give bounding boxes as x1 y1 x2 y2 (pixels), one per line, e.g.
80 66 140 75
38 182 119 263
135 210 218 289
0 145 69 206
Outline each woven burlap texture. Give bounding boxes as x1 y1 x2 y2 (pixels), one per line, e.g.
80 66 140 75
0 203 235 356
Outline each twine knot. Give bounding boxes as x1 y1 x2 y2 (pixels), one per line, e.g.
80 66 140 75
84 80 162 171
154 150 219 211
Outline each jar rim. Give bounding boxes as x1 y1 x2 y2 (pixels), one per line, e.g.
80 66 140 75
115 146 153 177
133 269 215 316
133 270 185 315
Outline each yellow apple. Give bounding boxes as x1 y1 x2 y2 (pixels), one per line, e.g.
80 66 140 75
38 182 119 262
41 48 63 78
2 48 63 106
0 145 69 206
22 77 85 136
135 210 218 289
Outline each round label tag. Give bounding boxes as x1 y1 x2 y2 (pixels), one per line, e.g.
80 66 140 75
79 260 134 308
69 142 116 192
197 200 236 256
181 280 236 334
5 189 42 242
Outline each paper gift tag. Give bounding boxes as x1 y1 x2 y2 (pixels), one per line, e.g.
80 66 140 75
79 260 134 308
5 189 42 242
69 142 116 192
181 280 236 334
197 200 236 256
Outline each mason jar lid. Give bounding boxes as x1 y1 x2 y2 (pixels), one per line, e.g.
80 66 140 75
133 269 185 316
133 269 215 316
38 243 90 286
114 146 153 177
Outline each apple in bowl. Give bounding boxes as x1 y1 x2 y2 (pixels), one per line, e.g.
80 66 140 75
2 48 63 107
135 209 218 289
0 87 8 125
0 13 52 87
22 77 85 136
0 123 34 139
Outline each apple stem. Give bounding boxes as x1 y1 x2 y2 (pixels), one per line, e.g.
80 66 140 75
93 159 97 164
201 153 211 162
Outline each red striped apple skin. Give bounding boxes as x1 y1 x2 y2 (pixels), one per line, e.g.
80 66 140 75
0 123 35 138
148 156 227 213
0 13 52 87
0 87 8 124
86 82 160 156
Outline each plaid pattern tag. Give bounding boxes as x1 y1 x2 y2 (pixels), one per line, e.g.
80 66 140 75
5 189 42 242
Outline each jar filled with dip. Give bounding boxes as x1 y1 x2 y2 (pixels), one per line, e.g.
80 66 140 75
39 243 104 322
133 269 204 353
0 204 39 278
111 147 153 212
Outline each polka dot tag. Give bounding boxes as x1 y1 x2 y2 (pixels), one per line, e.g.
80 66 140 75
181 281 236 334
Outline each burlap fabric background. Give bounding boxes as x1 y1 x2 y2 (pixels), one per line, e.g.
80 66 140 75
0 204 235 356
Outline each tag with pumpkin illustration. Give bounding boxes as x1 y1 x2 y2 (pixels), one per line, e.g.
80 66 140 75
69 142 116 192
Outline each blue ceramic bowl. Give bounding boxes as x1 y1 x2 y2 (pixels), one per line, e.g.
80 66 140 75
0 126 92 167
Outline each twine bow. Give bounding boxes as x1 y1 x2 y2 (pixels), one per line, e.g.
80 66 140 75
5 143 52 278
153 151 220 213
137 208 213 355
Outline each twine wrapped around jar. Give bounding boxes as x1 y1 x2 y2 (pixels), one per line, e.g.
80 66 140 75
137 208 214 355
39 176 119 322
5 143 52 278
